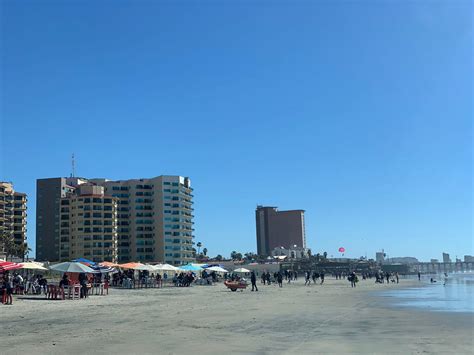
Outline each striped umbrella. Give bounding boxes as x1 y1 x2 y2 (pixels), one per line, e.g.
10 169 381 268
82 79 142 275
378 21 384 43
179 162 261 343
0 261 23 271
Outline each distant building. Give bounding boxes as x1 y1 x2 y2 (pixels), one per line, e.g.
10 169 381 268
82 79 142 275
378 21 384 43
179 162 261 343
255 206 306 256
36 175 194 265
442 253 451 263
386 257 419 264
430 259 439 263
375 252 385 264
36 177 87 261
59 184 118 263
464 255 474 262
271 246 309 259
0 182 27 248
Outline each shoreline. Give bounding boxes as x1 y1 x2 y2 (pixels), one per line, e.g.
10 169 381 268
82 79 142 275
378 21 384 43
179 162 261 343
1 278 472 354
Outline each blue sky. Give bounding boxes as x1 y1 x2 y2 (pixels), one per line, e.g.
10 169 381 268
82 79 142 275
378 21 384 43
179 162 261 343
1 1 472 261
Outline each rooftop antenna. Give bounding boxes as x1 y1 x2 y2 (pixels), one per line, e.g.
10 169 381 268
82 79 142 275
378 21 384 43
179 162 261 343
71 153 76 178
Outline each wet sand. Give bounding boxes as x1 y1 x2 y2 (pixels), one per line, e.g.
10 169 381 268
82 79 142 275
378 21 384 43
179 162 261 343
1 278 472 354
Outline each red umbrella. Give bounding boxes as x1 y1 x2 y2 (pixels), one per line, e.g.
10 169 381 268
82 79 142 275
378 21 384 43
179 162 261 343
0 261 22 271
338 247 345 253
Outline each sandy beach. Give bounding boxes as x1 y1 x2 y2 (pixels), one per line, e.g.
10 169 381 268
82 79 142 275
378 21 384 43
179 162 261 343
1 279 472 355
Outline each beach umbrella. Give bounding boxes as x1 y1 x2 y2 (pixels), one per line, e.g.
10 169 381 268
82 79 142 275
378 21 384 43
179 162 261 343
206 266 228 273
233 267 250 273
179 264 203 271
118 262 145 270
20 262 47 270
90 264 116 273
49 262 96 273
72 257 96 266
0 261 22 271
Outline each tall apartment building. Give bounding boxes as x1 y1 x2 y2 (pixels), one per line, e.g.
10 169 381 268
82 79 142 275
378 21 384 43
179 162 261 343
36 177 87 261
442 252 451 263
94 176 194 265
37 175 194 265
59 184 118 262
0 182 28 247
255 206 306 256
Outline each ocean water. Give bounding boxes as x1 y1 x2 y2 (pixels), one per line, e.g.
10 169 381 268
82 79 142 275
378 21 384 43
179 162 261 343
380 273 474 313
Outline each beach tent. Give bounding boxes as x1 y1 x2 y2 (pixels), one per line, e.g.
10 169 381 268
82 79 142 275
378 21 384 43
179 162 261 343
233 267 251 273
179 264 203 272
153 264 179 272
118 262 145 270
206 266 228 273
49 261 96 273
134 264 156 271
20 261 47 270
0 261 22 271
100 261 120 268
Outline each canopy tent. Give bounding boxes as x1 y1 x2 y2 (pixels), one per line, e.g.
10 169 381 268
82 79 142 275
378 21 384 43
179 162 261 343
0 261 22 272
49 261 96 273
118 262 145 270
134 264 156 272
233 267 251 273
99 261 120 268
153 264 179 272
20 262 47 270
206 266 228 273
179 264 203 272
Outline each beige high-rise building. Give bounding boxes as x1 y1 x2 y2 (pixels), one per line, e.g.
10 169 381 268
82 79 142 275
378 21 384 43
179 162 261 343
0 182 28 248
59 184 118 262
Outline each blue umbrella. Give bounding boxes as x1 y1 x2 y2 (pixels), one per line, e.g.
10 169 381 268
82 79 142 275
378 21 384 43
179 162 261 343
179 264 203 271
72 258 96 265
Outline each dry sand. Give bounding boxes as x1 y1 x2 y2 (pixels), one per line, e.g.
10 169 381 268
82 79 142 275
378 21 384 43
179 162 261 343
1 278 472 354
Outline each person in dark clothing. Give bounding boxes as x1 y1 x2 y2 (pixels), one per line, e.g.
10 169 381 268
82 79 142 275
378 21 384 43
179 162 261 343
418 272 421 281
320 272 325 285
59 274 70 288
79 273 88 298
251 271 258 291
277 272 283 288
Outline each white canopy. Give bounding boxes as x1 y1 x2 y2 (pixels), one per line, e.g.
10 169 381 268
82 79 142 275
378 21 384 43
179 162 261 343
206 266 228 273
134 264 156 271
233 267 251 273
153 264 179 272
20 262 47 270
49 262 95 273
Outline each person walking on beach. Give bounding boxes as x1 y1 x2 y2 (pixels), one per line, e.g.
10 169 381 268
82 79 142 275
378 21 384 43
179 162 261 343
3 273 13 305
320 272 325 285
385 272 390 284
418 271 421 281
261 272 266 285
251 271 258 292
305 271 311 286
277 272 283 288
395 272 399 284
349 272 357 288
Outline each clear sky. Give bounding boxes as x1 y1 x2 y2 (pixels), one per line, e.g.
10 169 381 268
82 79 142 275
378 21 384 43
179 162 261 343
1 0 472 262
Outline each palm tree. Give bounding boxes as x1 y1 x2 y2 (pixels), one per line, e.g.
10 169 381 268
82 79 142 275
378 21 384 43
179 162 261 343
202 248 208 256
323 251 328 260
196 242 202 255
215 254 223 261
230 251 237 259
